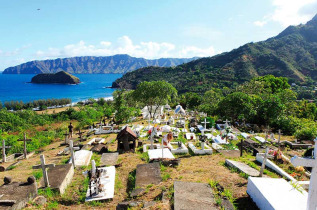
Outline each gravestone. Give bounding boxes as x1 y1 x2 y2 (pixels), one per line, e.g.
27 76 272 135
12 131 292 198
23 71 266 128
72 150 92 167
247 177 307 210
44 164 74 194
90 144 108 154
100 153 119 166
148 148 175 161
174 181 217 210
0 176 37 210
85 165 116 202
135 162 161 188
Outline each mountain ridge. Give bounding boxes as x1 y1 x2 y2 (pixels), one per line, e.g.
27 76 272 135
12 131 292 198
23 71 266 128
2 54 197 74
112 15 317 93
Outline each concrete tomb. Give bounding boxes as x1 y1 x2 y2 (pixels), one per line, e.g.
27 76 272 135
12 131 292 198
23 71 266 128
188 142 213 155
0 176 37 210
185 133 196 140
87 138 105 145
100 152 119 166
71 150 92 167
85 164 116 202
148 148 175 161
247 177 307 210
135 162 162 188
169 142 188 154
174 181 217 210
44 164 74 194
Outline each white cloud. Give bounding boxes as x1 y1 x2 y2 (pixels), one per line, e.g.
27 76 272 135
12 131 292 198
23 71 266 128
271 0 317 26
254 0 317 27
254 20 267 27
35 36 217 59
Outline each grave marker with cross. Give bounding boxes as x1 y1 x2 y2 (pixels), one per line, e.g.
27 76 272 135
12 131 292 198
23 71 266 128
17 133 32 159
69 140 80 168
224 119 230 128
291 138 317 210
76 129 84 142
32 154 55 187
63 130 69 145
0 140 11 163
201 118 210 130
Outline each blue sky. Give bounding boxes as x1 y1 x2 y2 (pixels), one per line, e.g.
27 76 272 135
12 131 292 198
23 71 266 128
0 0 316 70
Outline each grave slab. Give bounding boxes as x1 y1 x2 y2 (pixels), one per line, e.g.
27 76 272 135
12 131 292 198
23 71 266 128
85 166 115 202
143 144 161 152
185 133 196 140
226 159 260 176
0 177 37 210
247 177 307 210
135 162 162 188
148 148 175 161
217 150 240 158
169 142 188 154
71 150 92 167
174 181 217 210
188 143 213 155
44 164 74 194
212 135 228 144
87 138 105 145
100 153 119 166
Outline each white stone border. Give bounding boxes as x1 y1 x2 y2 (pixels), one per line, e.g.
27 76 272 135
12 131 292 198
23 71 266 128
188 142 212 155
169 142 188 154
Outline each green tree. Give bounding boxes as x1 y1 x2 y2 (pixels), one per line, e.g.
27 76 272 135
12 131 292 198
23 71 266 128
218 92 258 123
198 88 223 115
133 81 177 119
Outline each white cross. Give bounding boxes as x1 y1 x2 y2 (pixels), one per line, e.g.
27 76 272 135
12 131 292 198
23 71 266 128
32 154 55 187
291 138 317 210
69 140 80 168
224 119 230 128
201 118 210 130
0 140 11 163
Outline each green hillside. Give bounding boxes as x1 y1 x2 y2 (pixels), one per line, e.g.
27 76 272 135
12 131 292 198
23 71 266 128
113 15 317 93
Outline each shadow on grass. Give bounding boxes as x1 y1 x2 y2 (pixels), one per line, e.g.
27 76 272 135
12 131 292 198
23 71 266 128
234 196 259 210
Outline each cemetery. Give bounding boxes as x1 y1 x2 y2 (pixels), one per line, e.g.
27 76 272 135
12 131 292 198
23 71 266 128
0 91 316 209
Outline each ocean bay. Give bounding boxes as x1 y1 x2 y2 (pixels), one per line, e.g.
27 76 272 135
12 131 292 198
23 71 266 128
0 74 122 103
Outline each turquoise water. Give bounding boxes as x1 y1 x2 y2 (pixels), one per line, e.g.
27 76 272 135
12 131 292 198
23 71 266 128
0 74 122 103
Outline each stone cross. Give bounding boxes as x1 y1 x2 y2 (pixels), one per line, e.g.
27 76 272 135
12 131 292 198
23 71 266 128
259 147 269 177
69 140 80 168
201 118 209 130
0 140 11 163
63 130 69 144
32 154 55 187
291 138 317 210
224 119 230 128
17 133 32 159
